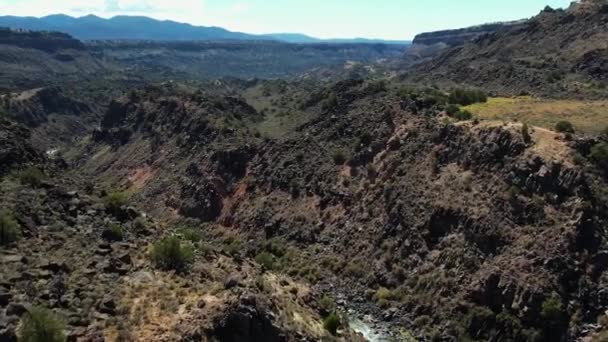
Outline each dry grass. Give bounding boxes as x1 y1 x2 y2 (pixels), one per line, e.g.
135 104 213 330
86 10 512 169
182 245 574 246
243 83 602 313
464 97 608 134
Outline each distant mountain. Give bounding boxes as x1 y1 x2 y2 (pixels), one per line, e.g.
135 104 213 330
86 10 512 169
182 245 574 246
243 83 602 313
262 33 410 45
0 14 410 45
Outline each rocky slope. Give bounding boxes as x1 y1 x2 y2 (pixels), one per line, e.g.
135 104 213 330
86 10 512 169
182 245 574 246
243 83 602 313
412 21 526 47
0 28 108 91
62 79 608 341
407 2 608 98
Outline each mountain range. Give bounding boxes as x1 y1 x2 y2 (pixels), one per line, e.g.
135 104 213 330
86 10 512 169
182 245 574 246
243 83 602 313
0 14 411 45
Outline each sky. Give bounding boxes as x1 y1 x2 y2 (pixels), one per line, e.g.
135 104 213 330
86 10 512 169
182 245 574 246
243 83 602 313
0 0 575 40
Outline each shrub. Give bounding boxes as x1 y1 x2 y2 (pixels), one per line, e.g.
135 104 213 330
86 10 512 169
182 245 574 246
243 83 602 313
332 150 348 165
18 167 46 187
255 251 276 270
321 93 338 111
151 236 194 272
103 190 128 212
318 295 336 316
448 88 487 106
521 123 532 144
453 110 473 121
0 209 20 246
554 121 575 134
590 142 608 171
541 295 564 323
445 104 460 116
101 223 124 242
19 306 66 342
179 227 202 242
323 313 341 335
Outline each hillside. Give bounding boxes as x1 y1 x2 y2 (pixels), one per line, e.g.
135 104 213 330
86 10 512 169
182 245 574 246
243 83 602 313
407 2 608 98
87 40 405 79
412 20 526 47
0 28 109 90
3 3 608 342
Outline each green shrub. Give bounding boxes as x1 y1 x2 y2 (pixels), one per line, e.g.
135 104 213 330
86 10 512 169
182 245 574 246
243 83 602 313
318 295 336 316
255 251 276 270
448 88 487 106
521 123 532 144
453 110 473 121
18 167 46 187
590 143 608 171
374 287 393 302
0 209 20 246
445 104 460 116
151 236 194 272
323 313 341 335
321 93 338 111
554 121 575 134
19 306 66 342
179 227 202 242
541 296 564 323
103 190 128 212
101 223 124 242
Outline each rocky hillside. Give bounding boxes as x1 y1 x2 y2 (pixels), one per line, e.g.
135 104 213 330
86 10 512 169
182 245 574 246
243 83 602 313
408 2 608 98
87 40 406 80
0 28 108 91
412 21 526 47
59 80 608 341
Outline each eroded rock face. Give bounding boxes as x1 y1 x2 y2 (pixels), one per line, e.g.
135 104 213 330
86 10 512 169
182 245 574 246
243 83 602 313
209 297 285 342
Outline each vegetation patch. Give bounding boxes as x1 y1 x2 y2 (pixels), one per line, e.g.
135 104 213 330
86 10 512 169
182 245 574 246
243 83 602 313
18 167 46 187
464 97 608 134
19 306 66 342
0 209 20 246
151 236 194 272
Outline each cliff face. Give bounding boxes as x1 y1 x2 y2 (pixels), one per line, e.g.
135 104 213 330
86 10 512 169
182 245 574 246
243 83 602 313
0 28 85 52
407 4 608 98
412 21 526 46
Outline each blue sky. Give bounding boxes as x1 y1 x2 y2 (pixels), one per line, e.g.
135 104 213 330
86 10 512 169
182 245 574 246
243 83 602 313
0 0 574 39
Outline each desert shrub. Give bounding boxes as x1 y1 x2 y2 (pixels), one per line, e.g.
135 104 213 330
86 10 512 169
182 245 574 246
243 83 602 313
323 313 341 335
521 123 532 144
321 92 338 111
448 88 487 106
0 209 20 246
445 104 460 116
102 223 124 241
131 216 148 234
318 295 336 316
365 80 387 94
332 149 348 165
103 190 128 212
179 227 202 242
541 296 564 323
590 143 608 171
374 287 393 302
151 236 194 272
453 110 473 121
18 167 46 187
19 306 66 342
255 251 276 270
554 121 575 133
344 261 365 277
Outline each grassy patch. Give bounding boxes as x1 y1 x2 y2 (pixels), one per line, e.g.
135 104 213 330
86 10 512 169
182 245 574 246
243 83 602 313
464 97 608 134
